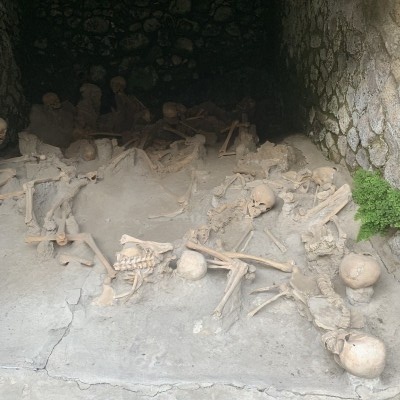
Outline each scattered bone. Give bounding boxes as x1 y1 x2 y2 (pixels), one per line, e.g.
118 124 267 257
26 233 116 278
0 168 16 187
212 173 245 198
232 219 254 252
305 184 352 225
58 253 94 266
0 190 25 200
219 120 239 157
264 226 287 253
92 283 115 306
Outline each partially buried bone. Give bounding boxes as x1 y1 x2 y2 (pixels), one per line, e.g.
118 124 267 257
0 168 16 187
26 233 116 278
264 226 287 253
305 184 351 225
58 253 94 266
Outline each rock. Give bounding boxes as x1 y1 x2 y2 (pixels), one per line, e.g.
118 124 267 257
369 138 388 167
368 97 385 135
338 106 351 133
120 33 150 51
214 6 233 22
84 16 109 33
175 37 193 53
324 118 340 135
355 148 371 170
358 113 376 147
143 18 161 33
337 135 347 157
169 0 191 14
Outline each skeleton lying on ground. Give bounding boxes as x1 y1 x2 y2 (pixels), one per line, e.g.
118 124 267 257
185 241 293 318
113 234 174 301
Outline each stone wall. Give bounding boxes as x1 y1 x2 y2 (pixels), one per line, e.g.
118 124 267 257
281 0 400 188
20 0 278 109
0 0 27 144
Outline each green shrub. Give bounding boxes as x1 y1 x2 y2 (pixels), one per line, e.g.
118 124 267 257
352 169 400 241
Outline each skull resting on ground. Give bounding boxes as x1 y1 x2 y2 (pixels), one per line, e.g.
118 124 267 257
42 92 61 110
110 76 127 94
247 184 275 218
323 330 386 379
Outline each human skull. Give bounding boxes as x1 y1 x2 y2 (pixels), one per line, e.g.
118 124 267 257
80 83 102 105
323 330 386 379
162 102 178 119
42 92 61 110
247 184 275 218
311 166 337 186
110 76 127 94
339 253 381 289
0 118 7 144
177 250 207 281
339 253 381 304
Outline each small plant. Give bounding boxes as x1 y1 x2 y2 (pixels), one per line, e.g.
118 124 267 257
352 169 400 241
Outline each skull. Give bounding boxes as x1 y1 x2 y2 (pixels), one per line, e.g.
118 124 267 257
0 118 7 145
177 250 207 281
42 92 61 110
247 184 275 218
162 102 178 119
323 330 386 379
110 76 127 94
80 83 102 108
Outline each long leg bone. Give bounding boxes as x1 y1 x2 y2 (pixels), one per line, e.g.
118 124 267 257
187 241 293 273
0 168 16 187
213 260 248 317
223 252 294 273
305 184 351 224
0 190 25 200
264 227 287 253
186 241 249 317
219 120 239 157
232 221 254 252
248 286 291 317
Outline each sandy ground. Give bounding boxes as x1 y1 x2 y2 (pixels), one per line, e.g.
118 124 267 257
0 133 400 400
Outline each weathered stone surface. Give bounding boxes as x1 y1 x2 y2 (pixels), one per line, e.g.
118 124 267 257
345 149 358 170
354 80 370 113
355 147 371 170
214 6 233 22
329 144 341 163
358 112 376 147
337 105 351 133
143 18 161 33
369 137 388 167
169 0 191 15
337 135 347 156
347 127 359 152
368 96 385 134
84 16 109 33
120 33 150 51
327 95 338 114
324 131 334 149
324 117 339 135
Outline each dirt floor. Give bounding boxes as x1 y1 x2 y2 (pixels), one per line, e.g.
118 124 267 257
1 133 400 400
